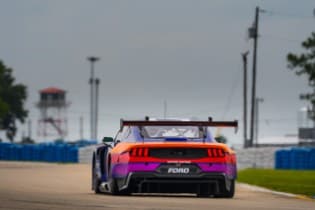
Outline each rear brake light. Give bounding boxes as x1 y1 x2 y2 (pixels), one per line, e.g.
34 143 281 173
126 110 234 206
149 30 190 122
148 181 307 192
130 148 150 157
207 149 212 157
131 148 137 156
143 148 149 157
207 148 226 157
138 148 143 156
213 149 217 157
219 149 226 157
229 154 237 164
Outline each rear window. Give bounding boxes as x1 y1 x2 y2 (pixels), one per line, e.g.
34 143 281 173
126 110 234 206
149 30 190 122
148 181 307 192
143 126 202 139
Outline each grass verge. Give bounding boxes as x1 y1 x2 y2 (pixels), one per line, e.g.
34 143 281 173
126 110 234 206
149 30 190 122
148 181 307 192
237 169 315 197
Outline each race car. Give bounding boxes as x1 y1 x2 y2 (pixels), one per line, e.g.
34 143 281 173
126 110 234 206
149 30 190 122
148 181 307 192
92 117 238 198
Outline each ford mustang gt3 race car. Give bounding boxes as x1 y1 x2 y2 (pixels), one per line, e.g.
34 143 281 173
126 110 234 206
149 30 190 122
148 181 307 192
92 117 238 198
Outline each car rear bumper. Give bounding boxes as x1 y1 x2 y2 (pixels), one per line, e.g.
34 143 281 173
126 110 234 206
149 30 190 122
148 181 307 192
116 171 234 194
111 162 236 194
112 162 236 178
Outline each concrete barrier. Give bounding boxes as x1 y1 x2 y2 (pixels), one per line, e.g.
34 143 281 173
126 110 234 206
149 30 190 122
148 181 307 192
78 145 95 164
235 147 289 169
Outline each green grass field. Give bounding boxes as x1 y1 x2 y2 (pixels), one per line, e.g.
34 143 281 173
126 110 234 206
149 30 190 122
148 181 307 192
237 169 315 197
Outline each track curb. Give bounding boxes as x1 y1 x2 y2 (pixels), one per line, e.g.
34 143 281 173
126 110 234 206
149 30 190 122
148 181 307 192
237 183 314 201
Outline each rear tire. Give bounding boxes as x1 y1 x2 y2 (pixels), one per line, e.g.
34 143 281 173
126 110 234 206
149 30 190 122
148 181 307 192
93 178 101 194
215 179 235 198
92 155 101 194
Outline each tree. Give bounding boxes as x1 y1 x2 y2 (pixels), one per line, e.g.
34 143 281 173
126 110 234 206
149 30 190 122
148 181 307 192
20 136 35 144
0 60 28 142
287 32 315 121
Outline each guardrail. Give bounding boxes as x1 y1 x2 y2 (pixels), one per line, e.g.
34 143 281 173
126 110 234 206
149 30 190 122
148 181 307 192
275 148 315 170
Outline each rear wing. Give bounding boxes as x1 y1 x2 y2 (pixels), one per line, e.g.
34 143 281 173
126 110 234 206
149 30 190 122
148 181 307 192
120 117 238 133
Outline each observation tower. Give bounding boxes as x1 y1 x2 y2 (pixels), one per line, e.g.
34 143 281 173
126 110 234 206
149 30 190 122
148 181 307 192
36 87 70 139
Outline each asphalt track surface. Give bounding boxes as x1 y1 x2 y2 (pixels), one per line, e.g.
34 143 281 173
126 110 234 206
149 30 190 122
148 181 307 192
0 162 313 210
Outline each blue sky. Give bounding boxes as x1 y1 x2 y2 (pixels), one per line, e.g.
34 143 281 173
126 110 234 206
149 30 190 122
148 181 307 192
0 0 314 145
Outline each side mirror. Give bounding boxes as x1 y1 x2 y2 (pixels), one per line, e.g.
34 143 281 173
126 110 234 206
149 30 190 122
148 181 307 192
215 135 227 144
102 137 114 143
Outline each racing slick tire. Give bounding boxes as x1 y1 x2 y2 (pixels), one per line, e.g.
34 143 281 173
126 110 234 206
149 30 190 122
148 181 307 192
92 155 101 194
108 155 130 196
215 179 235 198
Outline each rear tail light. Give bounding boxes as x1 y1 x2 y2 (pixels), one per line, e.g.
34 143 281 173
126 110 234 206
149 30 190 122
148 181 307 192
229 154 237 164
144 148 149 156
130 148 149 157
138 148 143 156
207 148 226 157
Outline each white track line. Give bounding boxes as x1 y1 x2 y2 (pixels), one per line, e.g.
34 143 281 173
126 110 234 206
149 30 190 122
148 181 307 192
237 183 313 200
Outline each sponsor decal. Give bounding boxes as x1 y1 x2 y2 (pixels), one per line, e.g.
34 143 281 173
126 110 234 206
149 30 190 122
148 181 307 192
167 167 190 174
167 160 191 164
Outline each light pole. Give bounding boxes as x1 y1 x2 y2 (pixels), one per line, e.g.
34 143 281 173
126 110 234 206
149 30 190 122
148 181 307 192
253 97 264 168
248 6 265 147
242 51 249 148
163 100 167 119
87 56 100 140
79 116 83 140
28 119 32 140
95 78 100 140
254 97 264 147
